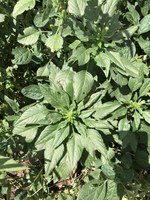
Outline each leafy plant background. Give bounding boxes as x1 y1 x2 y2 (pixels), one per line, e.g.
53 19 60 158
0 0 150 199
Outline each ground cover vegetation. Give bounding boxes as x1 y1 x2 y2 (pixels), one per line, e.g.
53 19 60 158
0 0 150 199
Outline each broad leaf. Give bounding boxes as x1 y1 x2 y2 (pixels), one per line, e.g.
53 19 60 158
54 69 74 99
12 47 32 65
139 78 150 97
101 0 119 17
17 27 40 45
86 129 107 156
39 84 70 110
142 111 150 124
73 71 94 102
106 180 124 200
12 0 36 17
0 13 5 22
45 142 64 175
45 34 63 52
94 101 121 119
57 134 83 178
0 155 27 172
66 134 83 172
71 46 91 66
138 37 150 56
14 104 49 126
21 85 43 100
4 95 19 113
77 182 107 200
68 0 87 17
94 53 110 77
13 125 39 143
138 14 150 34
106 51 139 77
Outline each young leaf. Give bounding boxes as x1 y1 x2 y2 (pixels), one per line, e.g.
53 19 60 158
12 0 36 17
45 34 63 52
17 27 40 45
68 0 87 17
73 71 94 102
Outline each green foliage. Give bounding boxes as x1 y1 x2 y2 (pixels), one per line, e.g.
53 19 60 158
0 0 150 199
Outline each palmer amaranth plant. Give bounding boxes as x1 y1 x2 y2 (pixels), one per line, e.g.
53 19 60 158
0 0 150 199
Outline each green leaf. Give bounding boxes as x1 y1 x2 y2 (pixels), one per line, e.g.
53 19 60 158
101 0 119 17
83 118 113 129
66 134 83 172
139 78 150 97
133 110 141 130
73 71 94 102
138 14 150 34
34 11 49 28
94 101 121 119
77 182 107 200
13 125 38 142
35 125 60 150
45 34 63 52
101 164 115 179
86 129 107 156
142 111 150 124
94 53 110 77
12 47 32 65
57 134 83 178
68 0 87 17
14 104 49 126
0 155 27 172
106 51 139 77
141 0 150 16
4 95 19 113
70 46 91 66
12 0 36 17
17 27 40 45
21 85 43 100
0 13 5 23
39 84 70 110
126 2 140 25
118 118 130 131
106 180 124 200
84 92 101 109
54 69 74 99
128 77 143 92
44 143 64 175
138 37 150 56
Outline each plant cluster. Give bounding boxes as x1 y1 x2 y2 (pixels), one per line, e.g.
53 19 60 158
0 0 150 199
